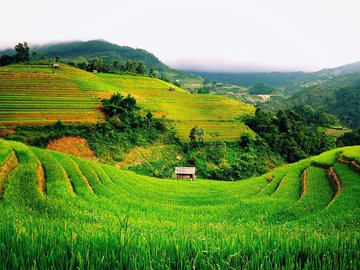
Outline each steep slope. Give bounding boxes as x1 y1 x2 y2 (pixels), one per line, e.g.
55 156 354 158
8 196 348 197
0 139 359 268
0 64 255 141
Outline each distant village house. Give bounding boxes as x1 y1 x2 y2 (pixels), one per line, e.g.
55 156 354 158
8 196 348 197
175 167 196 180
52 64 61 69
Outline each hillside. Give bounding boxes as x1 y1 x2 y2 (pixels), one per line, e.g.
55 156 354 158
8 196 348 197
0 139 359 268
261 71 360 128
0 64 255 141
193 61 360 93
0 40 204 89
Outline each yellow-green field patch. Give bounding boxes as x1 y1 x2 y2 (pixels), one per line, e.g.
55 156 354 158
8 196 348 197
0 64 255 140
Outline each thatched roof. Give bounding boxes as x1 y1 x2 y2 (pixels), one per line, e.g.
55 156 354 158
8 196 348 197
175 167 196 174
53 64 61 67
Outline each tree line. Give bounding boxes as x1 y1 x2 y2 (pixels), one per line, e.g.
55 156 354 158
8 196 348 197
0 42 30 66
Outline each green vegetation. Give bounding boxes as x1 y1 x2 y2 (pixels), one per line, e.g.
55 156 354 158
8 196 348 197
0 40 203 89
0 42 30 66
337 127 360 147
245 108 334 162
0 139 359 269
0 64 254 141
248 82 275 94
290 104 340 127
262 72 360 128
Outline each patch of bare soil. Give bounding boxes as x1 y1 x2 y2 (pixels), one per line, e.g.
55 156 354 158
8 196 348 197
47 137 98 161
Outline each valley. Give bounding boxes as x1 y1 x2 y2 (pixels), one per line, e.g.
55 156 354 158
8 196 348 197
0 40 359 269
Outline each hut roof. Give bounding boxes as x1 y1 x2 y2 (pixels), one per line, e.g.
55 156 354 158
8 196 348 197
53 64 61 67
175 167 196 174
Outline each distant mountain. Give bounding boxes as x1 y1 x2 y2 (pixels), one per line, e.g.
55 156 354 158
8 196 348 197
0 40 203 89
192 61 360 94
261 71 360 128
248 82 276 94
192 71 306 90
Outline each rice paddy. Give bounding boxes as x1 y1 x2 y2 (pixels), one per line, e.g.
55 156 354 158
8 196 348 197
0 139 359 269
0 65 102 125
0 64 255 141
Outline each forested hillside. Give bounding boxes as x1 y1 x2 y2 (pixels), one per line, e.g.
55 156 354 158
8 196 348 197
262 72 360 128
193 61 360 93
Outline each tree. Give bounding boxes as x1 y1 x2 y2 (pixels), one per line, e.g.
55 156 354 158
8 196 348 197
113 61 120 70
15 42 30 63
31 51 38 61
125 60 133 72
0 55 14 66
189 126 205 147
88 57 103 71
77 61 88 70
239 132 253 149
337 128 360 146
245 108 333 163
101 93 140 126
135 62 146 75
197 86 210 94
146 111 153 127
41 54 48 61
55 55 60 62
149 67 156 77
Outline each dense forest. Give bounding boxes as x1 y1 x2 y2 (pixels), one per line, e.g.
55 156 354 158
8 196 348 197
262 72 360 128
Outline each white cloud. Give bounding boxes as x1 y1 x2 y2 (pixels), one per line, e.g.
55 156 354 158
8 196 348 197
1 0 359 71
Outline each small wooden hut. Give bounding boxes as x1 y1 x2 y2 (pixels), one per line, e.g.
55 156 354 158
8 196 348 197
52 64 61 69
175 167 196 180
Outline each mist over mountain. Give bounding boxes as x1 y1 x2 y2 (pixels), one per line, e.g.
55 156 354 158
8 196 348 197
0 40 202 88
191 61 360 92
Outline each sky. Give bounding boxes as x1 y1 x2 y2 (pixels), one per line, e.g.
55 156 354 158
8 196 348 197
1 0 359 72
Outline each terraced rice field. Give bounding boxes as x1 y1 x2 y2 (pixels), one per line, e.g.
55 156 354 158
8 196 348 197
0 64 255 141
0 65 102 125
0 139 359 269
72 71 255 141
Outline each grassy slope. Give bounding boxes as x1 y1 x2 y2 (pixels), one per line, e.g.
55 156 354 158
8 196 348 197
0 139 359 269
0 64 255 141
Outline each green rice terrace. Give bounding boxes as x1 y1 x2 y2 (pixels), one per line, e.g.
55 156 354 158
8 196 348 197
0 64 255 141
0 139 359 269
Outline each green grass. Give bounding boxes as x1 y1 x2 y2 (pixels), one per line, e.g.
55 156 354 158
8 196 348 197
341 145 360 163
0 64 255 141
0 139 359 269
0 140 11 166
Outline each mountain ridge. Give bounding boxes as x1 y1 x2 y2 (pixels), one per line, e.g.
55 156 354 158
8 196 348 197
0 40 203 89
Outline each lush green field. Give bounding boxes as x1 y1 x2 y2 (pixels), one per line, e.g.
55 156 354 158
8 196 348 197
0 139 359 269
0 64 255 141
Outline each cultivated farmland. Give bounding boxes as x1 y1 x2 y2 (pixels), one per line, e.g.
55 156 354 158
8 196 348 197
0 65 102 125
0 64 255 141
0 139 359 269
